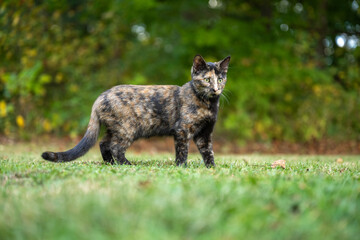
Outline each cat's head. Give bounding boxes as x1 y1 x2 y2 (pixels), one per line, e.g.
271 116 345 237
191 55 230 99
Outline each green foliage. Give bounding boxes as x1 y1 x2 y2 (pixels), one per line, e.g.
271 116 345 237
1 147 360 239
0 0 359 142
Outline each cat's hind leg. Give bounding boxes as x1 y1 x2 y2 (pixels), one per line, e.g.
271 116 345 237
100 131 115 164
110 136 132 165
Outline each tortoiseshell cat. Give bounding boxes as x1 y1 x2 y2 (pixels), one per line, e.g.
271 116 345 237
42 55 230 167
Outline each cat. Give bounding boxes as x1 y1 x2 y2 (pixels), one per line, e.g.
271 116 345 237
42 55 230 167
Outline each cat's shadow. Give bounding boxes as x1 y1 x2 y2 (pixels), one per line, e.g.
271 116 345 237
83 159 205 168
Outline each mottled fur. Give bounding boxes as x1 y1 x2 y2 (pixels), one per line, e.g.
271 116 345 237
42 55 230 167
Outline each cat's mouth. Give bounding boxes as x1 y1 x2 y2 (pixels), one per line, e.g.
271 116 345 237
207 90 222 98
213 90 221 95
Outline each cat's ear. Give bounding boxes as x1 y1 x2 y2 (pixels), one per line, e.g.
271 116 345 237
192 55 208 73
219 56 231 72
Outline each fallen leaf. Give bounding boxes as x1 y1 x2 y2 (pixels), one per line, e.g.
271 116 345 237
271 159 286 169
138 180 151 188
336 158 343 164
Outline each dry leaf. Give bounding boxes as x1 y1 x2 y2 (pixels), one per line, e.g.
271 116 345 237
336 158 343 164
138 180 151 188
271 159 286 169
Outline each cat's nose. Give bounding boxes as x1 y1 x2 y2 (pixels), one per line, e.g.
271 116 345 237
211 89 221 95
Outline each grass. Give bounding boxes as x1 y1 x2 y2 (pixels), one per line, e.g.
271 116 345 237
0 143 359 240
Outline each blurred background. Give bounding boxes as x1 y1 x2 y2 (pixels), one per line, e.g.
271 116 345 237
0 0 359 153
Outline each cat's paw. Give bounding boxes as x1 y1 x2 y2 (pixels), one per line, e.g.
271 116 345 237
205 162 216 168
175 161 188 167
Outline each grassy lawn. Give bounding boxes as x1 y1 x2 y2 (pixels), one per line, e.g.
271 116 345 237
1 144 359 240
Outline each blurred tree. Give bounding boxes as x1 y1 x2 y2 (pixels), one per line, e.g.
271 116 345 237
0 0 359 142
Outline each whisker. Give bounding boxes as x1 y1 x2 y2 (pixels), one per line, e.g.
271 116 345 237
221 91 230 98
220 93 229 105
201 92 208 101
221 91 230 101
222 89 232 96
219 92 229 108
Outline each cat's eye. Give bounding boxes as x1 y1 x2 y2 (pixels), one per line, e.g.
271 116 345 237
204 78 211 83
218 78 223 83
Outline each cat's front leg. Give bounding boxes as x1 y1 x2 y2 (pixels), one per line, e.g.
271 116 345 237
174 130 190 166
193 131 215 168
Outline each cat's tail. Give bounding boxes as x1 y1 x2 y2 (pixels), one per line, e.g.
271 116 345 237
41 109 100 163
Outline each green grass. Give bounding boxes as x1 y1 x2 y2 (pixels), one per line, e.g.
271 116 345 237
1 144 359 240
